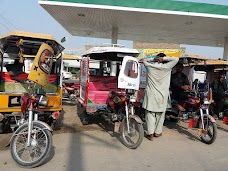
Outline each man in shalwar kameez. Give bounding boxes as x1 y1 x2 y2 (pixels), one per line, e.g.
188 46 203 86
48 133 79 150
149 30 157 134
143 53 179 141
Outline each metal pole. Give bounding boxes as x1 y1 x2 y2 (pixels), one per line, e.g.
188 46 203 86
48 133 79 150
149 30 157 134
111 27 118 76
0 49 3 72
223 37 228 61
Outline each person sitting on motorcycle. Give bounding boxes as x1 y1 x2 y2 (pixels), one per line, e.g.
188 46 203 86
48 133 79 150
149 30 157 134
211 72 227 119
170 62 191 110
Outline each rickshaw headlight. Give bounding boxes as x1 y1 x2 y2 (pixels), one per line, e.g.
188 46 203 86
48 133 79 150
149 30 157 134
38 95 48 106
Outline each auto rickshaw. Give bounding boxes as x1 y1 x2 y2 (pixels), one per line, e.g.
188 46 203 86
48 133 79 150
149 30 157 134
0 30 64 133
78 44 144 149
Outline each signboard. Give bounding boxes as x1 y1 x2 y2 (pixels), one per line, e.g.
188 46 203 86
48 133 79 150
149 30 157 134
137 48 184 60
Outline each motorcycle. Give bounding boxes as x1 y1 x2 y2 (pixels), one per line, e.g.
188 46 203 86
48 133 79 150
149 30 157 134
81 56 144 149
8 86 53 168
166 86 217 144
6 43 59 168
62 81 79 101
84 89 144 149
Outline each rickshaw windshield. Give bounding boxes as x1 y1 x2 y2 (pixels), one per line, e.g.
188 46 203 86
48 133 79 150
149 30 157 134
82 45 139 77
124 60 138 78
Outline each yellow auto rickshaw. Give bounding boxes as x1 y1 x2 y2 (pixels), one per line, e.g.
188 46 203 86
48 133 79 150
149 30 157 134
0 30 64 133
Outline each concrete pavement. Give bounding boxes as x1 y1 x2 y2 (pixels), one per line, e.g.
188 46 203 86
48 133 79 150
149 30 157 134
0 121 228 171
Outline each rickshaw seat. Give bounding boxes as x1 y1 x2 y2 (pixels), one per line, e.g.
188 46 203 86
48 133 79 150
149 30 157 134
87 76 120 104
0 72 58 93
0 72 28 93
0 72 28 82
88 82 118 91
88 90 122 104
88 75 118 91
88 90 110 103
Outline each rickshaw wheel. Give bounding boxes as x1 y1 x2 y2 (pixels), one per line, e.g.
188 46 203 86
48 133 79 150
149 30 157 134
81 111 89 125
47 115 61 131
0 120 6 134
50 119 61 130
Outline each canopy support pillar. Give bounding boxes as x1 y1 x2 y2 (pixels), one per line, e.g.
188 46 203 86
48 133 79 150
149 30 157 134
110 27 118 76
223 37 228 61
0 52 3 72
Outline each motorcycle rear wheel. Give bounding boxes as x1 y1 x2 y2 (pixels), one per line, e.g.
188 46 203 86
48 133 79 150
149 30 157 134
198 117 217 144
120 117 144 149
10 122 52 168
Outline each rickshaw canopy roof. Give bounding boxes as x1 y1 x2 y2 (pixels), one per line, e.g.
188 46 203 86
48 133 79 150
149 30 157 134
190 59 228 71
180 54 207 61
194 59 228 66
63 54 81 60
214 67 228 71
180 54 207 66
0 30 64 58
82 44 139 61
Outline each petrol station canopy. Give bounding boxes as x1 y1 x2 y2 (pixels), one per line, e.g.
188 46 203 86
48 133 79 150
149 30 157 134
39 0 228 47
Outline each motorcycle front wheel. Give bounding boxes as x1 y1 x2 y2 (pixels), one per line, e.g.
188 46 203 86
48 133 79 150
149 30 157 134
10 122 52 168
198 117 217 144
119 117 144 149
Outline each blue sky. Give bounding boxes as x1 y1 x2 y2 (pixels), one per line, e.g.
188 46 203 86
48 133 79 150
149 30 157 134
0 0 225 58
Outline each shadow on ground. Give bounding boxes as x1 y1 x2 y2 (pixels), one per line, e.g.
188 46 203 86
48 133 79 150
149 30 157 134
216 122 228 133
76 103 115 136
164 119 200 142
53 102 103 135
62 99 78 106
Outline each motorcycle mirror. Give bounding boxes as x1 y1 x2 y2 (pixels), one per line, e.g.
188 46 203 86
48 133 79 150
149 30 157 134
61 37 68 43
182 58 188 64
